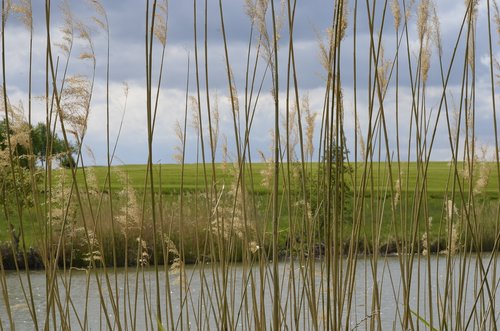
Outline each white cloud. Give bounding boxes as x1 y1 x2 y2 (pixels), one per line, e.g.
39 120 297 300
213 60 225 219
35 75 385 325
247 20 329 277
480 53 500 68
2 0 497 166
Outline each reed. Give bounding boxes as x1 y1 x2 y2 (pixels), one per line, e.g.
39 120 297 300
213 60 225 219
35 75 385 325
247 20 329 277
0 0 499 329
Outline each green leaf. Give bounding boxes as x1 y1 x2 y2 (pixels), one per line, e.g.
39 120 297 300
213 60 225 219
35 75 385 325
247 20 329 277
410 309 438 331
157 316 165 331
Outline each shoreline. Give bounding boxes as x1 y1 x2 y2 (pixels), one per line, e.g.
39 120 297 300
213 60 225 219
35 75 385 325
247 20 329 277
1 240 497 271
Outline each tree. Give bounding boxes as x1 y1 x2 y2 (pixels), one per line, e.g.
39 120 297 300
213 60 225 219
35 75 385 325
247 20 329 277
30 122 76 168
309 143 353 234
0 119 76 168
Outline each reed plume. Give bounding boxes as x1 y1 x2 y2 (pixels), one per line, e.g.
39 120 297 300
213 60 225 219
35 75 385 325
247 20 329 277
417 0 430 41
11 0 32 31
60 75 91 140
173 120 184 164
302 94 317 161
55 1 74 56
153 0 167 46
391 0 401 31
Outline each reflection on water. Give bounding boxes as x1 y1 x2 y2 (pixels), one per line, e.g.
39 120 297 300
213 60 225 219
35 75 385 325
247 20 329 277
0 254 498 329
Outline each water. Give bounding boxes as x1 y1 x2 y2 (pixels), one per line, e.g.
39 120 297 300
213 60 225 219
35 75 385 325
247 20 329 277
1 254 499 330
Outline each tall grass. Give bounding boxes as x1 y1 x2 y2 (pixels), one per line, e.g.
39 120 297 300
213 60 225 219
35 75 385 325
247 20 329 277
0 0 499 329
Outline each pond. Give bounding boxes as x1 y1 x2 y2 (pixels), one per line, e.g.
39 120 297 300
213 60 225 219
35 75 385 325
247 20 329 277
1 254 499 329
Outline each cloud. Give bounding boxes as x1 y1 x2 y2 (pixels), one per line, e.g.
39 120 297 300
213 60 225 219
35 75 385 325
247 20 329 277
1 0 497 166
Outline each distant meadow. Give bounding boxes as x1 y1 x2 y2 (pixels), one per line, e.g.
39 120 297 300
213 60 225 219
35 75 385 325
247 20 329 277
0 0 499 329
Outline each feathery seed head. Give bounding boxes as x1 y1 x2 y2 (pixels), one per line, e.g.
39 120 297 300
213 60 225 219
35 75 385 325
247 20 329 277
421 232 428 256
391 0 401 31
317 27 339 73
2 0 12 24
338 0 349 41
12 0 32 31
493 1 500 43
474 145 491 195
249 241 260 253
466 28 475 70
136 238 150 266
431 4 442 56
75 21 96 65
153 0 168 46
79 52 96 61
60 75 92 139
420 39 431 84
303 94 317 160
417 0 430 41
228 66 240 116
87 0 108 32
210 94 220 153
393 176 402 207
56 1 74 56
115 170 141 234
88 0 106 19
464 0 479 20
280 103 298 162
377 44 390 91
353 108 366 161
449 222 459 255
446 199 458 221
405 0 416 20
189 96 200 136
221 134 229 172
245 0 257 23
173 120 184 164
122 82 129 99
258 150 274 189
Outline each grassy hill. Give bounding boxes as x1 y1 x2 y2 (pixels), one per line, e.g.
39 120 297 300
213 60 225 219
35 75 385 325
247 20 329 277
61 161 499 195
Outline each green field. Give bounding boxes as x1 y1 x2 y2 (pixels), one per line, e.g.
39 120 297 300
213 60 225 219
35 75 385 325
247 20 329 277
60 161 500 195
1 161 498 256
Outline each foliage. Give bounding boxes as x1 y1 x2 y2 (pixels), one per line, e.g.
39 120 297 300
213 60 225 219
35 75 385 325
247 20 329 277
0 159 36 216
0 119 76 168
308 144 353 234
0 119 37 214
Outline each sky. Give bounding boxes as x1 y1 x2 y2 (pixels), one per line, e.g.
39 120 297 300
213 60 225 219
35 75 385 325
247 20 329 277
1 0 499 165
